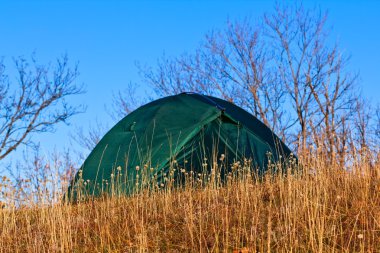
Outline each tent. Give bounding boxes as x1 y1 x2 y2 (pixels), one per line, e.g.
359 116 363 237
68 93 293 197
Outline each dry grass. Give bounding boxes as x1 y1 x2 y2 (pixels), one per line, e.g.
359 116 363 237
1 152 380 252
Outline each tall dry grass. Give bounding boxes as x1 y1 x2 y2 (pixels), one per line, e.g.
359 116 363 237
0 149 379 252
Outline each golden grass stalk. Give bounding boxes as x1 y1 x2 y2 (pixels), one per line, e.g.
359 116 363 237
0 150 379 252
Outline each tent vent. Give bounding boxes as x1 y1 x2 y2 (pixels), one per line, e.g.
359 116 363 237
125 122 136 132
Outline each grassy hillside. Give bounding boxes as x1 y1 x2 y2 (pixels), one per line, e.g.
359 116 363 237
0 152 379 252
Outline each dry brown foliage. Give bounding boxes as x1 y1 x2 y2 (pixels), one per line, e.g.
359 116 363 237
1 149 379 252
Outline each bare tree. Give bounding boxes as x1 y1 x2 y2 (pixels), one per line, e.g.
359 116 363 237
4 146 79 206
70 118 108 154
376 106 380 142
264 5 326 150
264 4 358 157
109 82 150 119
115 3 372 165
0 55 84 160
139 19 288 138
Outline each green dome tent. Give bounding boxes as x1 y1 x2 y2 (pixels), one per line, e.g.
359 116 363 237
68 93 293 197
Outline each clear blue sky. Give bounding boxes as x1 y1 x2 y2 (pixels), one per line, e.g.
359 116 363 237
1 0 379 163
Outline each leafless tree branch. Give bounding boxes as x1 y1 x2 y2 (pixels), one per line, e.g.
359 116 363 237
0 55 84 160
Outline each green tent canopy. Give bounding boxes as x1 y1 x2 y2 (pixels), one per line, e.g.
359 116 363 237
68 93 293 197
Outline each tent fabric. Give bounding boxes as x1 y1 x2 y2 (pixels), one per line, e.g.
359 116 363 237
69 93 293 197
